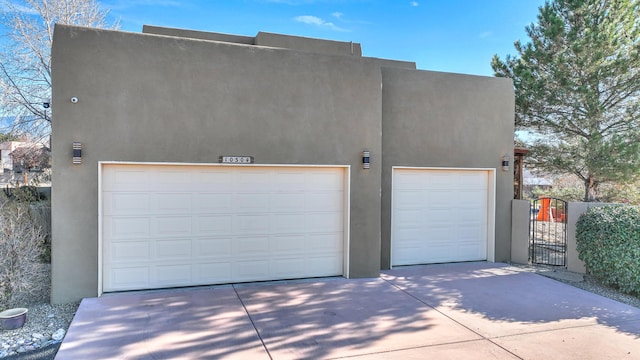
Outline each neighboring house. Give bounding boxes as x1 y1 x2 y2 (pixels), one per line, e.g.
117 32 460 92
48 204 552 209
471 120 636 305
523 169 553 198
50 24 514 304
0 141 43 172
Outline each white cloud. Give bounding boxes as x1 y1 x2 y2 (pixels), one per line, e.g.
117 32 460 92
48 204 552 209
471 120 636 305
410 1 419 6
294 15 347 31
332 12 343 19
478 31 492 39
0 3 39 15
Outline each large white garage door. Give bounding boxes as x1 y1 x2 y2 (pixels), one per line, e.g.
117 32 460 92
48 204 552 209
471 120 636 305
392 168 491 266
101 164 346 292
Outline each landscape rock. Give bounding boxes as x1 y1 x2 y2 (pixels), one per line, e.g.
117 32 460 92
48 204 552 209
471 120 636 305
51 328 66 341
0 302 78 358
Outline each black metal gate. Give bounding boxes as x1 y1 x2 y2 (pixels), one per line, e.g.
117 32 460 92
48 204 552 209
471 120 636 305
530 197 568 267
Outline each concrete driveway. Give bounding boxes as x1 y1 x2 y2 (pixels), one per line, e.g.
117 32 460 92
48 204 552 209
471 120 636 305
55 262 640 359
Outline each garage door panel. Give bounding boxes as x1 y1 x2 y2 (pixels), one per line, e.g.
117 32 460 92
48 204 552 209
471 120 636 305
194 215 233 235
395 209 422 226
235 193 270 212
271 193 306 211
392 169 489 266
306 213 342 232
191 173 234 192
236 214 270 233
308 233 342 251
306 192 343 210
393 246 421 264
273 234 306 251
152 169 193 188
153 193 192 214
429 210 455 224
429 190 453 206
103 193 150 216
273 213 306 233
196 263 232 283
108 267 149 290
272 172 307 191
307 256 342 275
154 264 192 286
154 216 192 236
195 238 232 257
394 191 422 208
426 245 454 263
305 171 343 190
106 217 150 239
233 236 270 255
237 170 273 191
395 228 422 241
272 258 305 276
102 164 345 292
108 241 149 262
103 168 149 192
194 193 232 212
235 260 271 280
156 239 192 259
428 173 454 189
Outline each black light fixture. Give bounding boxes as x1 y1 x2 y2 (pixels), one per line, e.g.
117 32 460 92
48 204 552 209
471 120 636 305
362 150 370 169
73 142 82 164
502 154 510 171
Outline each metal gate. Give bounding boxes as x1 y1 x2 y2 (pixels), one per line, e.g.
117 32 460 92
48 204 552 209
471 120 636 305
530 197 567 266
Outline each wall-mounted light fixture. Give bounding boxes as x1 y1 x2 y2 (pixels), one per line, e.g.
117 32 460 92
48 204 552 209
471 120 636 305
502 154 510 171
73 142 82 164
362 150 371 169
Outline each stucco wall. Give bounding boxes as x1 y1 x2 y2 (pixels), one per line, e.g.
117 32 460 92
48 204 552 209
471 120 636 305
51 25 383 303
142 25 255 44
380 67 515 268
511 199 530 264
255 32 362 57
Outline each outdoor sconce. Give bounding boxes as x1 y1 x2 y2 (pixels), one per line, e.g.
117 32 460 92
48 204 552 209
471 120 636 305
362 150 371 169
502 154 510 171
73 142 82 165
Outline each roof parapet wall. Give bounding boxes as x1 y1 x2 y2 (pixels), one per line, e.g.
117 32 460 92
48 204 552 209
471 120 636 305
142 25 255 45
142 25 362 57
255 31 362 57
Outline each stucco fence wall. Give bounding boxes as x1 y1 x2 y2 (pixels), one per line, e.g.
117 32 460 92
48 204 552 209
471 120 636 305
511 199 611 273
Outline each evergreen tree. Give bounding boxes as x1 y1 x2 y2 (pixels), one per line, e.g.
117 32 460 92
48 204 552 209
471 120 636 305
492 0 640 201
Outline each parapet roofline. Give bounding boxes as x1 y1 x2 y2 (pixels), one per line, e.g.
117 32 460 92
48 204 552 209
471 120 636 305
142 25 362 57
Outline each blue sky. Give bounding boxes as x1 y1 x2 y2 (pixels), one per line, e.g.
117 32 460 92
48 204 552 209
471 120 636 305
100 0 545 77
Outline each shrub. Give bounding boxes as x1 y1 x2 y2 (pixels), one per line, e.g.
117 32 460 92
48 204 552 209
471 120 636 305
0 201 47 309
576 205 640 295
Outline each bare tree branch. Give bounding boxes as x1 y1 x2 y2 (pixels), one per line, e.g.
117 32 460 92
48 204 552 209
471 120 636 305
0 0 118 141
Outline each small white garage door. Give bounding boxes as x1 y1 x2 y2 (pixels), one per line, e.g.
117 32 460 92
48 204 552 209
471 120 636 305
101 163 346 292
392 168 491 266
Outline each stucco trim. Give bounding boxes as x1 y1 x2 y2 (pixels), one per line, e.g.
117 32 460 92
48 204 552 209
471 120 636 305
389 166 496 267
97 161 351 296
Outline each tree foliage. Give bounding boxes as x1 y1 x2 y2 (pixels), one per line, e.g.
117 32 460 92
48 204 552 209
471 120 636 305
0 0 118 141
10 145 50 171
576 205 640 295
492 0 640 201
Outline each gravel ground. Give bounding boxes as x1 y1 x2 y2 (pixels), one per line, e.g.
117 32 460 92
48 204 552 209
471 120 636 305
0 302 78 358
554 274 640 309
509 263 640 309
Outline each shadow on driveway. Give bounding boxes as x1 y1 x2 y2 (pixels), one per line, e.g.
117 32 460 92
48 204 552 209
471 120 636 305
54 262 640 359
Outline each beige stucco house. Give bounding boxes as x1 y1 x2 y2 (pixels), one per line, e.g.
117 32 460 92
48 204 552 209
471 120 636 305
50 24 514 304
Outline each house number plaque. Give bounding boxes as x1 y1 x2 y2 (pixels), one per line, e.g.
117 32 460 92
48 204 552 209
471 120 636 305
219 156 254 164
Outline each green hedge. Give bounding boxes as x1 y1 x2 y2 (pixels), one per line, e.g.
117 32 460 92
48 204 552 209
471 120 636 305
576 205 640 295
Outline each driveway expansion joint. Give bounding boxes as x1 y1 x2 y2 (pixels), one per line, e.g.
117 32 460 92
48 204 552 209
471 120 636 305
233 284 274 360
381 276 524 359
